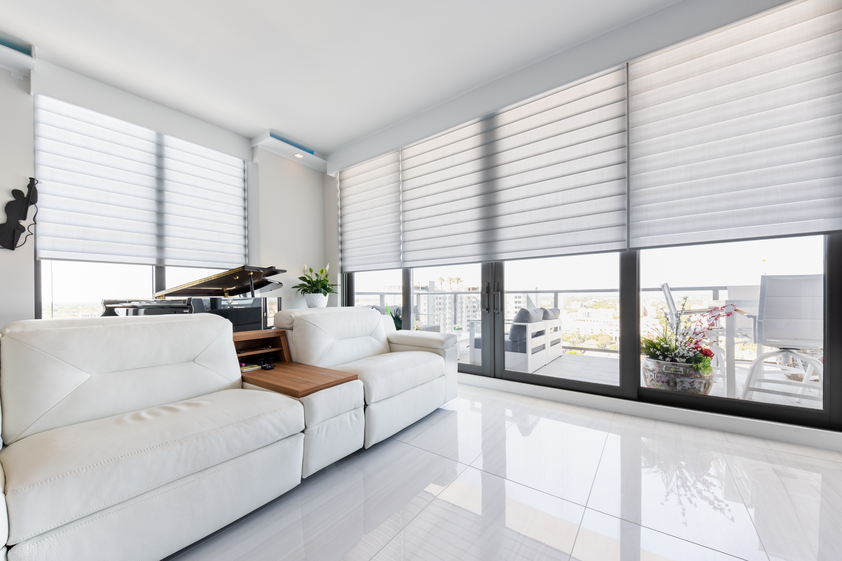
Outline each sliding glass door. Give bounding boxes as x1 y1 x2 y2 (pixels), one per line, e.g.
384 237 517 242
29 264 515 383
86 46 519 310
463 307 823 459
502 254 620 386
430 259 624 391
411 264 484 369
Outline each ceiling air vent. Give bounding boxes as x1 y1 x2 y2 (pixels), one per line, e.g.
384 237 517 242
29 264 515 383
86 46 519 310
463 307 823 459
251 130 326 172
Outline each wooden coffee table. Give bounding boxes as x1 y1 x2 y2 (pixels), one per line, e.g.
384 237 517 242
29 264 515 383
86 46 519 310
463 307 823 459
242 362 358 398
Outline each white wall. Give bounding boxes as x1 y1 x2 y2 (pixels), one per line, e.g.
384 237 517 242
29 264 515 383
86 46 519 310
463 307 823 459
245 162 261 265
0 71 35 327
256 148 325 310
323 174 340 306
3 60 324 323
326 0 792 174
31 61 252 162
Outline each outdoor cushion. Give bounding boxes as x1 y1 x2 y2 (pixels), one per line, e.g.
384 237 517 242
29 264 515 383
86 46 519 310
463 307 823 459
333 351 445 404
473 336 516 353
509 307 544 342
542 307 561 320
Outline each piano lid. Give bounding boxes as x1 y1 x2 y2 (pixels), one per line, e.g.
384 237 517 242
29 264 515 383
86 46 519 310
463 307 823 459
153 266 285 299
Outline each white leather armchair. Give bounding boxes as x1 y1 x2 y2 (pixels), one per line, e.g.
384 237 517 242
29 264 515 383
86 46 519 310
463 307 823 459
275 308 457 448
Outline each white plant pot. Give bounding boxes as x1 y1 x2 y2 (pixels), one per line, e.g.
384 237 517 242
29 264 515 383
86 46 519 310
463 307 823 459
304 293 328 308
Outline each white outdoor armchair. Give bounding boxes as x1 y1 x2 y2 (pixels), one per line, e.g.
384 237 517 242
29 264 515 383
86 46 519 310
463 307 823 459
740 275 824 402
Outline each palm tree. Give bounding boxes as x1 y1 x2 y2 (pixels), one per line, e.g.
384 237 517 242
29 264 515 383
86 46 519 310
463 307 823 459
447 277 454 290
454 276 463 290
438 276 445 290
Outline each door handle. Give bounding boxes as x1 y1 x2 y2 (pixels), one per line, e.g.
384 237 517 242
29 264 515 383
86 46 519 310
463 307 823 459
482 281 490 313
493 283 501 314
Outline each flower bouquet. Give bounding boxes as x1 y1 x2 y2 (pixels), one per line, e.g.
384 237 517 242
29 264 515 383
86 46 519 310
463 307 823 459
641 299 732 394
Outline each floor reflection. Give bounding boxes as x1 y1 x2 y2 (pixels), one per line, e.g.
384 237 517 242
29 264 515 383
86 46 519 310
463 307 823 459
168 385 842 561
724 446 842 561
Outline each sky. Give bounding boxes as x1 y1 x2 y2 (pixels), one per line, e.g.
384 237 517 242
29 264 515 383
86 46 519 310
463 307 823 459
42 235 825 303
41 262 224 302
355 235 824 293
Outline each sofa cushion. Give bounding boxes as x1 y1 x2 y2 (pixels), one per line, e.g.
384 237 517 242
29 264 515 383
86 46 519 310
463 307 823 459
0 389 304 545
0 315 241 445
291 309 390 368
333 351 445 405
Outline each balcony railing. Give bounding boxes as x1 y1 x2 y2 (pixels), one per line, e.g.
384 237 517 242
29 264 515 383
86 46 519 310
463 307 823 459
355 285 728 357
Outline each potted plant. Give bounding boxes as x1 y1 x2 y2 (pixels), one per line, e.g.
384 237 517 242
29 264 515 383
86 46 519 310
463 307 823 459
385 305 401 330
292 264 336 308
641 299 731 395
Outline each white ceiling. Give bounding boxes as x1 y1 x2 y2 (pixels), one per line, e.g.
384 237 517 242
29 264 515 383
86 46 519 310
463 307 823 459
1 0 682 155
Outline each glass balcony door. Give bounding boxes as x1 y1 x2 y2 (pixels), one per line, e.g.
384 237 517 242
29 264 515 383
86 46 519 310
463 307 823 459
411 263 488 373
501 254 621 387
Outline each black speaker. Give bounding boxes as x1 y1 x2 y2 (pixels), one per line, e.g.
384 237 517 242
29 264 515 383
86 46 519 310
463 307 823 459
207 307 263 332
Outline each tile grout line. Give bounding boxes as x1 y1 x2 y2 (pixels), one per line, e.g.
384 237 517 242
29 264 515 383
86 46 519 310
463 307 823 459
581 503 754 561
717 444 774 561
471 415 597 508
397 435 484 468
584 433 610 508
565 430 611 559
579 430 767 561
396 414 601 512
564 507 587 561
359 451 474 561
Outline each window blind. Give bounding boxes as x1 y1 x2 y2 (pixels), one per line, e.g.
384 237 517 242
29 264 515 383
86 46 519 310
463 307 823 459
628 0 842 248
34 95 248 269
338 68 628 272
400 67 628 268
338 151 402 272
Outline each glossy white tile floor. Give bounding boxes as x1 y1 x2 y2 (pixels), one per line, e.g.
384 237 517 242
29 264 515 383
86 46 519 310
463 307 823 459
167 384 842 561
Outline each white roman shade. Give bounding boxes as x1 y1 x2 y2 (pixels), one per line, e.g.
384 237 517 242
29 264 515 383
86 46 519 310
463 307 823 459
628 0 842 248
34 95 248 268
338 68 628 272
338 151 402 273
338 0 842 271
400 67 628 268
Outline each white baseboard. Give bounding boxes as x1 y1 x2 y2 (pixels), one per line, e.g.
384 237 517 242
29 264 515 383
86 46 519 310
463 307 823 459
459 373 842 453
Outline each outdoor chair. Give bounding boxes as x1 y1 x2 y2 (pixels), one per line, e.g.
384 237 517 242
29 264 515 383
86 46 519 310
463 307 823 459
741 275 824 402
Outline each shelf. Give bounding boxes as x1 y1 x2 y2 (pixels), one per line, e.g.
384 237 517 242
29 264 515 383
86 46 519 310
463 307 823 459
237 346 283 358
232 329 291 363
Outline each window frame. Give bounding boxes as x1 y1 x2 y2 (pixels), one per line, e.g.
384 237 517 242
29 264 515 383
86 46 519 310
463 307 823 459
340 233 842 432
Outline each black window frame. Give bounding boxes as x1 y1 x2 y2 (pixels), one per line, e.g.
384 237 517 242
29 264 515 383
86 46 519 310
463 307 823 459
341 232 842 432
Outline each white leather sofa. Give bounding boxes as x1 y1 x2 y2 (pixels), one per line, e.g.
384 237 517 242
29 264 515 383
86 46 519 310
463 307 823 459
274 308 457 448
0 314 305 561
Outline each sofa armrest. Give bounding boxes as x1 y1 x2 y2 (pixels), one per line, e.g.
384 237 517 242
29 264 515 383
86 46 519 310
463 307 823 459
387 331 456 350
387 331 458 403
0 458 7 549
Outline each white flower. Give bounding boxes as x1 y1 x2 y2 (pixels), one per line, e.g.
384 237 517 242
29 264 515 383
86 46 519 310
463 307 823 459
303 263 308 273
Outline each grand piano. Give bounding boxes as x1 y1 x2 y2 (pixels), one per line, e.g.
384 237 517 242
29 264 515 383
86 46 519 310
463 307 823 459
102 266 285 332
